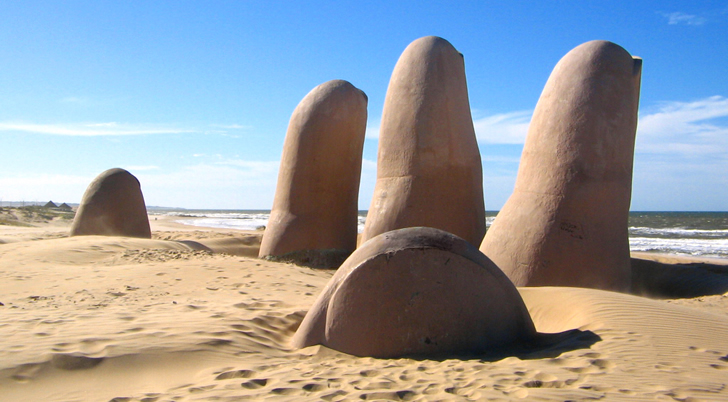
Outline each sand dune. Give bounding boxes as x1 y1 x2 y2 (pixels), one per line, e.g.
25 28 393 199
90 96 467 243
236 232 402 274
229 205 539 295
0 215 727 401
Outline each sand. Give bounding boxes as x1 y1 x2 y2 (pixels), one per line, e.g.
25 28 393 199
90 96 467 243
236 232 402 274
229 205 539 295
1 211 727 401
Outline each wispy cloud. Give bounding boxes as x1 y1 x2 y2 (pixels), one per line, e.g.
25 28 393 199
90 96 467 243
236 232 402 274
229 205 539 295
482 155 522 164
636 95 728 156
365 118 381 139
135 159 281 209
468 96 728 155
216 159 280 172
86 122 119 127
0 122 195 136
125 165 160 171
0 160 283 209
365 111 532 144
205 124 255 138
473 110 532 144
661 11 707 26
0 173 92 203
209 123 252 130
358 158 378 209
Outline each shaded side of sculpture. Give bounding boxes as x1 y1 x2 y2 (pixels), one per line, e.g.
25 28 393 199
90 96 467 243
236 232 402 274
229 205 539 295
361 36 485 246
481 40 642 291
259 79 367 268
70 168 151 238
292 227 538 358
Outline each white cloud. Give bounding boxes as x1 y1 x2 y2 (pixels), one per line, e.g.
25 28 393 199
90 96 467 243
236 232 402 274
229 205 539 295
216 159 280 172
209 124 252 130
361 158 377 170
125 165 160 171
482 155 522 164
130 157 378 210
468 96 728 156
136 160 280 209
631 96 728 209
0 160 282 209
469 97 728 210
0 174 90 187
473 110 532 144
358 158 378 209
365 118 381 139
86 122 119 127
662 11 707 26
0 173 92 203
365 112 532 144
636 95 728 156
632 156 728 211
192 153 224 160
0 122 195 136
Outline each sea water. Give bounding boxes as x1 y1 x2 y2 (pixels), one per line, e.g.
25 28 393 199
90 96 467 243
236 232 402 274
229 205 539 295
150 209 728 259
627 212 728 258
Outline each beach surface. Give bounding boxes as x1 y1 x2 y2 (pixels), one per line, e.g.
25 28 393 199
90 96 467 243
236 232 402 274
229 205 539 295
1 212 727 401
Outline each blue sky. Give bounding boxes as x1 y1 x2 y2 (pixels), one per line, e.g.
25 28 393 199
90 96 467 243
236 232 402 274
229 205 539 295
1 1 727 211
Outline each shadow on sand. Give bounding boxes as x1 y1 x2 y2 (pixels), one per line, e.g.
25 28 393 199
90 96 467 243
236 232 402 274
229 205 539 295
631 258 728 299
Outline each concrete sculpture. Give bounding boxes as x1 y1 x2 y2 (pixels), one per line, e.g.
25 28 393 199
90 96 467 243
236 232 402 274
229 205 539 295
292 227 538 358
259 80 367 268
70 168 151 238
360 36 486 246
480 40 642 291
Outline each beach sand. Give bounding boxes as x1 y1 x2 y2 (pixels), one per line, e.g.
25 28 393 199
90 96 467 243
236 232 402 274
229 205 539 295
1 212 727 401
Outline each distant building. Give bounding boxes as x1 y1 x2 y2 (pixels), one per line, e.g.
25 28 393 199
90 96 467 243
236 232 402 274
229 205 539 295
58 203 72 211
44 201 58 208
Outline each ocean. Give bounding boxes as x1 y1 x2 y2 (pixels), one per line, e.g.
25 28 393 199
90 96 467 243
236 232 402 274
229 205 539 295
150 209 728 259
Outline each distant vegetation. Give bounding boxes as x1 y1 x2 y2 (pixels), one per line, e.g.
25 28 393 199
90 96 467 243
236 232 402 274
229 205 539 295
0 206 75 226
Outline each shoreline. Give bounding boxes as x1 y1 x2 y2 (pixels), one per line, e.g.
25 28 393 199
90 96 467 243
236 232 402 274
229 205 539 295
3 212 726 265
158 213 728 264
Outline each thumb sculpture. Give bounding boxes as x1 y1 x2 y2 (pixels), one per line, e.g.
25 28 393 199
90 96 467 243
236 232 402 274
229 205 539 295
480 40 642 292
70 168 151 238
259 80 367 268
292 227 538 358
360 36 486 246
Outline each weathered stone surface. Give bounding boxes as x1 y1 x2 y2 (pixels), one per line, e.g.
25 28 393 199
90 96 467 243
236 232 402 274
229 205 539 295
360 36 485 246
259 80 367 268
70 168 151 238
480 41 642 291
292 227 537 358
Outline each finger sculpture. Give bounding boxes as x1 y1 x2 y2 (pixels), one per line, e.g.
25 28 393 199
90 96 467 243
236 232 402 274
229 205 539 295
480 40 642 292
259 80 367 268
71 168 151 238
361 36 486 246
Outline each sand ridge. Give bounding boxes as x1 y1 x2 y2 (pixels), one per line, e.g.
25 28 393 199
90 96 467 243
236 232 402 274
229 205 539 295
0 216 727 401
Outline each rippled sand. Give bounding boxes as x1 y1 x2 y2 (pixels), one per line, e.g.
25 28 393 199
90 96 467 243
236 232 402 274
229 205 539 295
0 215 727 401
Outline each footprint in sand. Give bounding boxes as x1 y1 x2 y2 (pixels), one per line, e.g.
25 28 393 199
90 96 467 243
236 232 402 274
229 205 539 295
188 385 216 393
50 354 104 370
241 378 268 389
358 390 416 401
215 369 255 380
302 383 327 392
